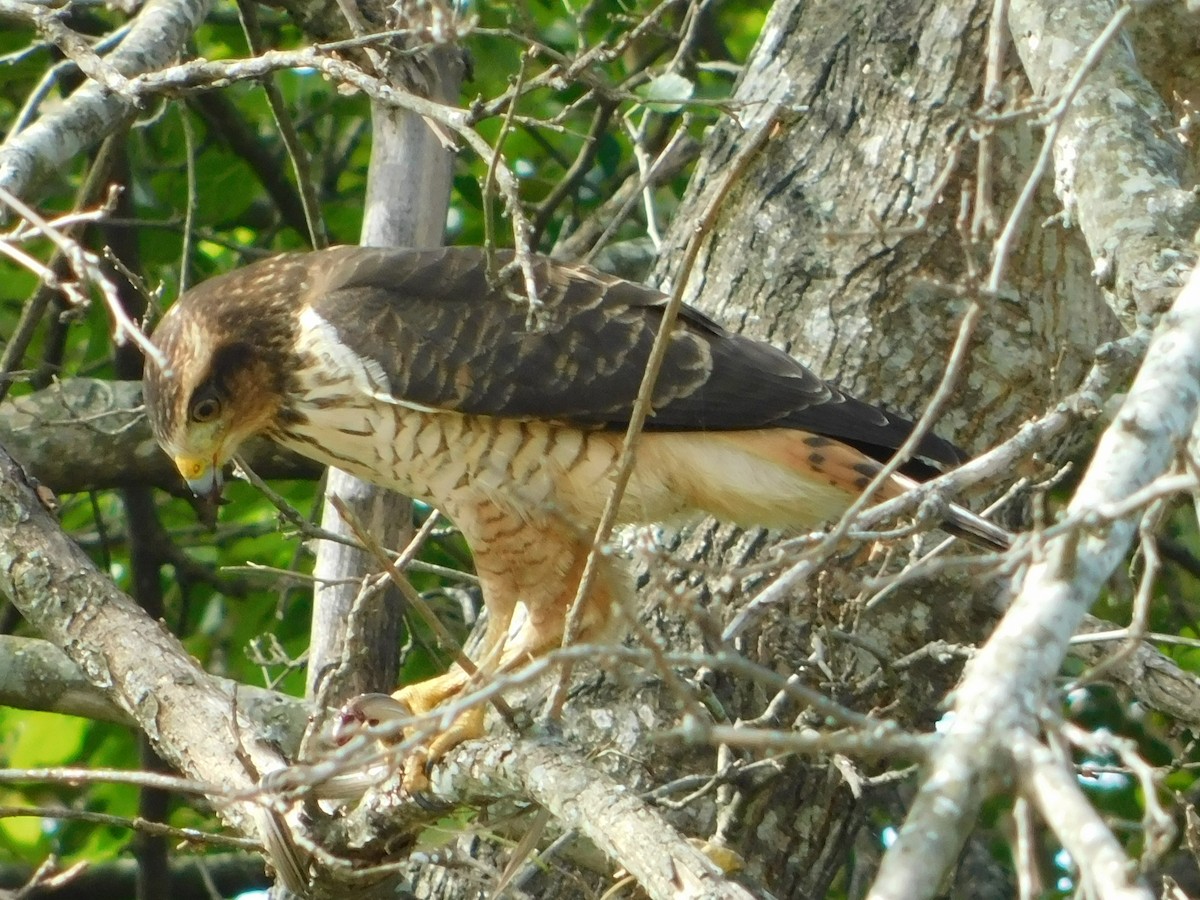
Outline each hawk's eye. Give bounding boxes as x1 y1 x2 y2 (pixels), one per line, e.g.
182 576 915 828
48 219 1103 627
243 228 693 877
190 396 222 423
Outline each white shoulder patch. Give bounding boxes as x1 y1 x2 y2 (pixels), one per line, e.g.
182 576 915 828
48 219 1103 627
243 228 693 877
295 306 438 413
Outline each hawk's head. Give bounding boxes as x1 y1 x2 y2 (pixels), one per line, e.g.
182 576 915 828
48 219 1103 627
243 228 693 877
143 255 307 502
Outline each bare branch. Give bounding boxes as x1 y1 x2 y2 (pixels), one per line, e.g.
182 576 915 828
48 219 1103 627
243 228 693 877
870 259 1200 897
0 635 308 751
1009 0 1199 325
371 734 760 900
1013 729 1153 900
0 378 317 494
0 444 309 892
1071 615 1200 730
304 26 464 714
0 0 215 200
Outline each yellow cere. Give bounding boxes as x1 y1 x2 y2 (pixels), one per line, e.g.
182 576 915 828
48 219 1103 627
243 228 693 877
175 456 209 480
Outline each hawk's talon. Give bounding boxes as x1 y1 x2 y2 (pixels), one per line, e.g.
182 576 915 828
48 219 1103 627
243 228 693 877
391 687 487 794
411 786 453 812
332 680 488 794
402 752 432 795
141 246 1015 829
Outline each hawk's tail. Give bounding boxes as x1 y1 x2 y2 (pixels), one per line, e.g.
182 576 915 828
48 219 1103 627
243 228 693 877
936 499 1011 551
891 473 1011 551
665 429 1013 552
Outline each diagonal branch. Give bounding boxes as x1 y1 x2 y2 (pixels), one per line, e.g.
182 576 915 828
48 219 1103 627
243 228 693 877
0 443 308 890
1012 728 1153 900
0 0 215 200
1008 0 1199 326
869 257 1200 898
337 734 760 900
0 634 308 750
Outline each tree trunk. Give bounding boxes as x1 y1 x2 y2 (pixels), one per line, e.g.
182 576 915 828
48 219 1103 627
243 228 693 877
402 1 1118 897
306 37 463 710
651 0 1115 893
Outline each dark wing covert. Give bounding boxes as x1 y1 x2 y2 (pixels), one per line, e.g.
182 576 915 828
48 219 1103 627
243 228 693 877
307 246 964 471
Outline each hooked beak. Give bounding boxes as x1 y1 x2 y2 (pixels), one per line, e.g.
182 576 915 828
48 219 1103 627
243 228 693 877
173 455 225 505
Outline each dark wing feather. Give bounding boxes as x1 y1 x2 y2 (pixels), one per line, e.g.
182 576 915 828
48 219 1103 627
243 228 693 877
305 246 963 471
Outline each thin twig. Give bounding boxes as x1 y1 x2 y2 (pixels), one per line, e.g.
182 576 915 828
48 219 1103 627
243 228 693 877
178 105 198 294
234 0 327 249
0 804 261 850
544 105 782 718
0 186 167 370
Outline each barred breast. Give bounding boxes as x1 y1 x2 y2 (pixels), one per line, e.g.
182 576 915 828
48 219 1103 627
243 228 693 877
272 393 699 530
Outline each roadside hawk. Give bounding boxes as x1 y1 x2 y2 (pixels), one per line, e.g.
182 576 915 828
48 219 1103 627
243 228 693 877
143 246 1007 773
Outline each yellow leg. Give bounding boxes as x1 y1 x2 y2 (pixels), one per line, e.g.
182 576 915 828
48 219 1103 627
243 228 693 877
391 668 486 792
375 503 628 792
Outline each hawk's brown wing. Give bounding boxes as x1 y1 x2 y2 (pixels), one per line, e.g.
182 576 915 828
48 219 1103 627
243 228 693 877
305 246 963 473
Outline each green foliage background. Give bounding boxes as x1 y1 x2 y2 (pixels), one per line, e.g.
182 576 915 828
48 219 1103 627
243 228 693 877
2 2 1197 897
0 0 768 886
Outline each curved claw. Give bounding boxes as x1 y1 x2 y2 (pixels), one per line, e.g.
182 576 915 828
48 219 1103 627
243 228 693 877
411 787 454 812
397 704 487 794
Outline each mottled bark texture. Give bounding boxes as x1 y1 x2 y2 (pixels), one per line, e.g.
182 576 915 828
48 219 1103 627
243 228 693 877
643 0 1113 895
1008 0 1199 327
0 449 296 859
386 1 1121 898
0 634 308 748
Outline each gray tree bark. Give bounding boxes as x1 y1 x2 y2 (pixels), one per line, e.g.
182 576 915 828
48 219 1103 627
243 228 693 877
5 0 1200 897
392 0 1132 897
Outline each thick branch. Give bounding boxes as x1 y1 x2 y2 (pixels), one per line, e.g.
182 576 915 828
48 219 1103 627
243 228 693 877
341 734 758 900
1072 614 1200 730
0 445 304 884
0 0 214 200
1012 729 1152 900
0 635 308 752
0 378 317 494
870 259 1200 897
1008 0 1200 325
